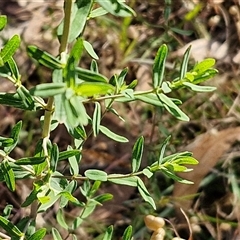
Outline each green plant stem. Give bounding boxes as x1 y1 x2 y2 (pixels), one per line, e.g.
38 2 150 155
52 170 145 181
59 0 73 53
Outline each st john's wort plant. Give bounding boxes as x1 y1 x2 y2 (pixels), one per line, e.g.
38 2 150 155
0 1 218 239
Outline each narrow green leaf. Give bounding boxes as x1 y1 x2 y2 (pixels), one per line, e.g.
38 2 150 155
89 7 108 18
50 143 59 172
173 156 199 165
122 225 133 240
117 68 128 89
59 191 79 205
81 200 98 219
153 44 168 88
135 93 164 107
52 227 63 240
94 193 113 203
15 216 34 234
75 82 114 97
21 187 39 207
59 180 78 208
97 0 135 17
93 102 101 137
58 149 80 161
88 181 101 197
158 136 171 165
15 156 46 165
128 79 138 89
69 125 87 140
6 57 20 81
69 0 93 42
183 82 216 92
30 83 66 97
64 96 88 127
76 67 108 82
8 162 32 179
1 160 15 191
0 92 31 109
67 146 80 176
38 189 61 212
0 136 14 147
83 40 99 59
180 45 191 79
28 228 47 240
170 27 193 36
0 15 7 31
99 125 128 142
170 163 188 172
64 38 84 87
90 59 99 73
69 38 84 65
131 136 144 173
137 178 156 209
161 167 194 184
17 85 35 110
103 225 114 240
0 216 23 237
56 209 69 230
4 121 22 154
193 58 216 74
27 45 63 69
0 35 20 63
108 175 138 187
158 93 189 121
192 68 218 84
85 169 108 182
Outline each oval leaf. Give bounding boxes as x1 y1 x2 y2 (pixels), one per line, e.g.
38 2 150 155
193 58 215 74
85 169 108 181
99 125 128 142
83 40 99 59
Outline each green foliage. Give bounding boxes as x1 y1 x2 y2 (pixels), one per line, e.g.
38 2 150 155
0 0 218 239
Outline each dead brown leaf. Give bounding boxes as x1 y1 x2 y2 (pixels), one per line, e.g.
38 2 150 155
173 127 240 220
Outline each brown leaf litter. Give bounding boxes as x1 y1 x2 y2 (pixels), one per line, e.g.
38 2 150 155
173 127 240 221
